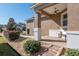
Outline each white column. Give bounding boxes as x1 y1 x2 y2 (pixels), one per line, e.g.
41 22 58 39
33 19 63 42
34 13 41 41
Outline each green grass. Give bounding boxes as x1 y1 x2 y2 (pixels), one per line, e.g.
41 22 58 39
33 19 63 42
0 36 5 43
0 35 20 56
0 43 20 56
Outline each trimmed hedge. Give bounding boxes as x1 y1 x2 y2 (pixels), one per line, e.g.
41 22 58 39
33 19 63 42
8 31 20 40
4 30 20 41
24 40 41 55
65 49 79 56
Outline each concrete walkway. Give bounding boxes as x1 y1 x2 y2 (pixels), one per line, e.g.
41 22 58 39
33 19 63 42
20 35 34 39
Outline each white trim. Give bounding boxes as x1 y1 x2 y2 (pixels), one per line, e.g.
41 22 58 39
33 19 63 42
31 3 56 10
67 31 79 34
31 3 39 9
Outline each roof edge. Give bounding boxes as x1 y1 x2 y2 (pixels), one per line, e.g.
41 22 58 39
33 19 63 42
30 3 43 9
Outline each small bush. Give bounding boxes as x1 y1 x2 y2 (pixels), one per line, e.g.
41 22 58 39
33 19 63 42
8 31 20 40
24 40 41 55
65 49 79 56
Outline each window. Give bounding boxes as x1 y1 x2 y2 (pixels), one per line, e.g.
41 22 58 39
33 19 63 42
63 14 67 26
62 14 67 30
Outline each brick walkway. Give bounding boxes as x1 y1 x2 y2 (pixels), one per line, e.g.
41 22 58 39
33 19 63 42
6 37 29 56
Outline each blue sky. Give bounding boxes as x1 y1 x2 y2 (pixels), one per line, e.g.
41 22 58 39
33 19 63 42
0 3 35 25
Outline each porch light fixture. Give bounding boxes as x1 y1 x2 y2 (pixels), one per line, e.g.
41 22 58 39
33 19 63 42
54 7 60 14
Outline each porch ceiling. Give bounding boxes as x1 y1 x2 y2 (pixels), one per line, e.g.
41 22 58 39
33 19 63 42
43 3 67 14
32 3 67 20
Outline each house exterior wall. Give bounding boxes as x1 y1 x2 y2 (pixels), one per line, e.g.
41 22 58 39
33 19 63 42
41 17 61 36
26 16 61 36
67 3 79 31
26 22 34 35
66 4 79 49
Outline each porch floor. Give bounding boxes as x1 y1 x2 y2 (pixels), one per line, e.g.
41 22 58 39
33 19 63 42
42 36 66 42
20 35 66 42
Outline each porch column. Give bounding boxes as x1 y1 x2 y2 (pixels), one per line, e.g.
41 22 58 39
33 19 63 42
34 13 41 41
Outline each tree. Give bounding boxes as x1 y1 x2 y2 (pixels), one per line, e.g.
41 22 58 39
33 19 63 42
7 18 16 30
5 18 20 40
16 22 26 31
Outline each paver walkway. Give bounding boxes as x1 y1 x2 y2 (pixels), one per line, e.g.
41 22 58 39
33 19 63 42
6 36 66 56
6 37 29 56
34 44 64 56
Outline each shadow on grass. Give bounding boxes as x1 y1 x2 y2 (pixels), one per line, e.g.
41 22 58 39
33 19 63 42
0 43 21 56
0 36 2 37
7 37 27 42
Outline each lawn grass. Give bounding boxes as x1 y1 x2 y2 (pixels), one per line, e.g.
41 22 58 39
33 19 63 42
0 36 5 43
0 35 20 56
0 43 20 56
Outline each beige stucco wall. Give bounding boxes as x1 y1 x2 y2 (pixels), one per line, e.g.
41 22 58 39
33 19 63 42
26 16 61 36
26 22 34 35
67 3 79 31
41 17 61 36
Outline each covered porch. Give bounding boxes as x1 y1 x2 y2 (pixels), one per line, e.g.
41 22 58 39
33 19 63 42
32 3 67 41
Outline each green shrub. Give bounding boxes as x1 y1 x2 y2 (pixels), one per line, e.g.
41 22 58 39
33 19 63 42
8 31 20 40
65 49 79 56
24 40 41 55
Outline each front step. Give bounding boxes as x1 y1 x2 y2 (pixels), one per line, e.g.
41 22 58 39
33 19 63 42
35 42 65 56
41 36 66 42
42 45 64 56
